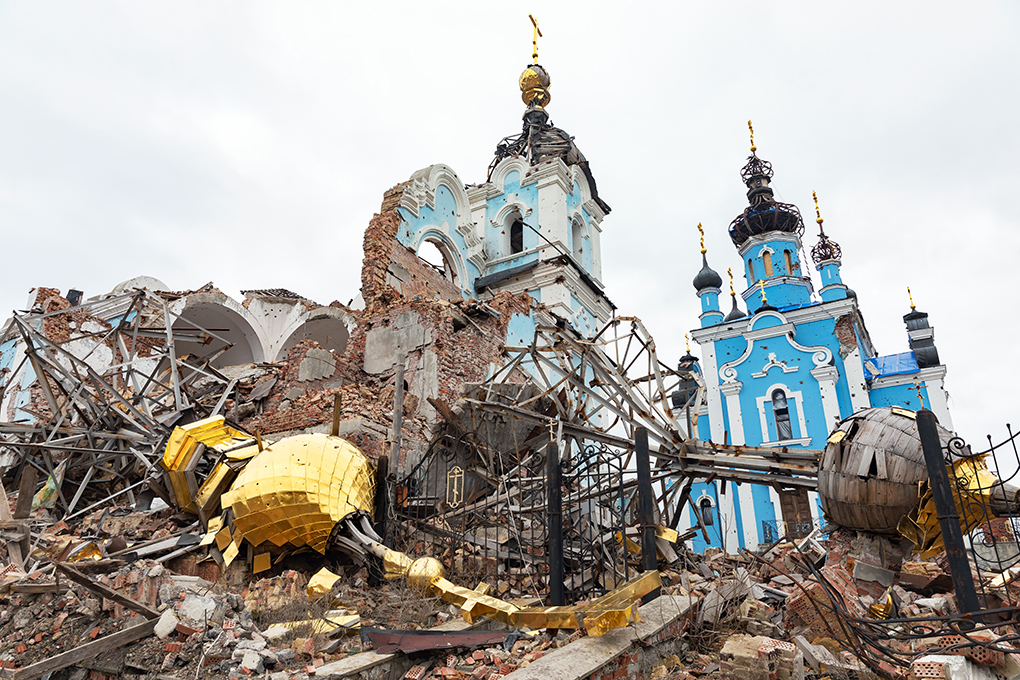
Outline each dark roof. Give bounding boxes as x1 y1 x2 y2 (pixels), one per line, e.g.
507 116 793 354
241 288 309 300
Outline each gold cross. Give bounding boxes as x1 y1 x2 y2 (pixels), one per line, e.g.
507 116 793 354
748 120 756 153
529 14 542 63
758 278 767 305
907 286 916 310
812 190 824 231
727 268 735 296
685 333 691 354
697 222 706 254
913 380 926 409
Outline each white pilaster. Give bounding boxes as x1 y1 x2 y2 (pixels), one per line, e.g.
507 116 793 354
844 347 871 412
811 365 843 438
719 381 745 552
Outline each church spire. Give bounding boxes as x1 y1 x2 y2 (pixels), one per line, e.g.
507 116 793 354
693 223 723 327
810 191 848 302
727 122 805 247
724 268 745 321
809 191 842 264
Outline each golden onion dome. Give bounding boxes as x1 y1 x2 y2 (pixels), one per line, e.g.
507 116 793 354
519 64 551 107
220 433 375 554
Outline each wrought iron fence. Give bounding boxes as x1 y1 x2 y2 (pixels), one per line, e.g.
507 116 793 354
390 429 642 603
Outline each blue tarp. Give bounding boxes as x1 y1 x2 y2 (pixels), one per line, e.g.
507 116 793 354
864 351 918 378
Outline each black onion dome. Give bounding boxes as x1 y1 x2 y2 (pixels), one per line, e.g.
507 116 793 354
728 152 805 247
724 295 745 322
693 253 723 291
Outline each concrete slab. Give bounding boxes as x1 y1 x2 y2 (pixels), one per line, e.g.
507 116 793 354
503 595 696 680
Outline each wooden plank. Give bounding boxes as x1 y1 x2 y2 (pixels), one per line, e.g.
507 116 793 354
3 618 157 680
53 563 160 620
14 467 36 520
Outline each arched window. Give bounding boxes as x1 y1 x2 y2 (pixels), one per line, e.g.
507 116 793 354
699 497 714 527
510 220 524 254
571 220 584 260
772 389 793 441
763 250 774 276
784 250 793 275
748 260 756 283
417 238 458 285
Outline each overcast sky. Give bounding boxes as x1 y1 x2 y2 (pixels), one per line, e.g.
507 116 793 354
1 2 1017 450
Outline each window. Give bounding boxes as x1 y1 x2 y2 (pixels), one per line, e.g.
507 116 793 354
748 260 756 282
699 497 714 527
772 389 793 441
510 220 524 254
784 250 793 275
763 250 774 276
571 220 584 260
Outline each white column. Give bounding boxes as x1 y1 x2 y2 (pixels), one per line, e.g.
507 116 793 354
700 342 726 444
921 368 954 431
811 365 843 438
718 381 745 553
843 347 871 412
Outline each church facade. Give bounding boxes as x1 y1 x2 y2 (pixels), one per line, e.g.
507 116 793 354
678 134 954 553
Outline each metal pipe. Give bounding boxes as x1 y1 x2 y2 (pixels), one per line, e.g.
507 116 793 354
635 427 660 603
546 441 565 606
916 409 983 619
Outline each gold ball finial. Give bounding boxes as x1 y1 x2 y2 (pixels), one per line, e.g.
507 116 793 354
748 120 756 153
697 222 706 254
907 286 916 310
812 190 825 229
727 267 735 296
758 278 767 305
685 333 691 354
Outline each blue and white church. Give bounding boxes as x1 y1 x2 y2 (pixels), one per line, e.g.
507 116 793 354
680 132 954 554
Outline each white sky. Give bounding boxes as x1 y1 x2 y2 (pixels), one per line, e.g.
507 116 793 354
1 2 1017 450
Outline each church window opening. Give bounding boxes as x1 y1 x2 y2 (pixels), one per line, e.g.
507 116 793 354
699 497 714 527
571 219 584 260
784 250 793 275
510 220 524 254
772 389 793 441
763 250 774 276
417 238 458 285
748 260 756 282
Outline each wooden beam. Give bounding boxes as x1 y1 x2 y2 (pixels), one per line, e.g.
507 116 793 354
2 618 157 680
53 563 160 619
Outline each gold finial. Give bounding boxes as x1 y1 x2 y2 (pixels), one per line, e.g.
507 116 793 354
748 120 756 153
685 334 691 354
529 14 542 64
812 190 824 230
907 286 916 310
758 278 767 305
697 222 706 254
727 267 735 296
913 380 926 409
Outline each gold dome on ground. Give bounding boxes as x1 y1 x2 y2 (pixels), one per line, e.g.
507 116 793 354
220 433 376 554
519 64 551 107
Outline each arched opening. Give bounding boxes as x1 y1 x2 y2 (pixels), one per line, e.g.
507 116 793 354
172 302 264 368
763 250 774 276
571 219 584 260
510 220 524 255
784 250 793 276
772 389 793 441
277 316 351 361
417 238 458 285
699 497 715 527
748 260 756 283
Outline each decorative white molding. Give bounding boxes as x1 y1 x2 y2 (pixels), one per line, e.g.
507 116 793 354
814 258 842 272
718 313 832 383
411 225 469 295
811 365 843 436
757 245 775 258
752 352 798 378
692 297 858 344
490 202 533 228
740 277 814 303
737 230 804 257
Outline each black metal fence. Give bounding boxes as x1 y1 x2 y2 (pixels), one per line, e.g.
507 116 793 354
391 429 645 604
